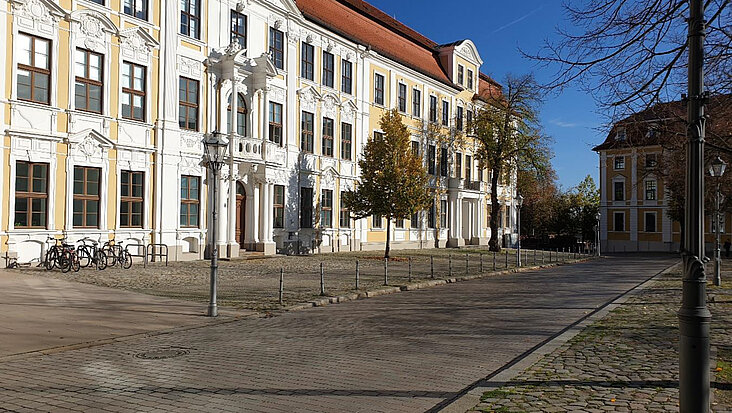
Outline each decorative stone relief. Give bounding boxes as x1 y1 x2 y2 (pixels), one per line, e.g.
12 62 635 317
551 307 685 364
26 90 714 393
341 102 356 123
178 55 202 77
321 168 336 189
322 94 338 119
181 133 202 152
179 156 202 175
12 0 63 34
269 86 286 103
236 0 251 12
266 168 289 185
298 87 318 112
119 28 157 63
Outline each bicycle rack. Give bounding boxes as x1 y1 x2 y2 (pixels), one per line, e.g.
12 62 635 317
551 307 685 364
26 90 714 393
146 244 169 266
125 243 148 267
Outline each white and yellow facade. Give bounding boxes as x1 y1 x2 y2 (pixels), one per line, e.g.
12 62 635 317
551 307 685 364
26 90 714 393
1 0 519 263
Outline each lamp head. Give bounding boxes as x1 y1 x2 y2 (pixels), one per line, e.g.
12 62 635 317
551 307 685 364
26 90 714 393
203 131 229 166
517 194 524 208
709 156 727 177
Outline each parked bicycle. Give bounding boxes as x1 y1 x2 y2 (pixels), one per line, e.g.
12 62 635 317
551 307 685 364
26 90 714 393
43 237 65 271
76 239 107 270
101 239 132 269
44 236 80 273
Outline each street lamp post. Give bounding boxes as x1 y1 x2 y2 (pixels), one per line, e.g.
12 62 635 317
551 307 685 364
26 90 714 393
203 131 229 317
709 156 727 287
516 195 523 267
596 211 601 257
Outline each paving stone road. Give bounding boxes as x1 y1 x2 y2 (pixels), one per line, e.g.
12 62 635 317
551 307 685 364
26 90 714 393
0 256 675 413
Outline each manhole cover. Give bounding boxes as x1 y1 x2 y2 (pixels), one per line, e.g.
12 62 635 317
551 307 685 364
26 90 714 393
134 348 190 360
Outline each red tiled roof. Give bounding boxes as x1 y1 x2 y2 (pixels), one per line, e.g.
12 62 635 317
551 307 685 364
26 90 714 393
297 0 456 87
592 94 732 151
474 73 503 104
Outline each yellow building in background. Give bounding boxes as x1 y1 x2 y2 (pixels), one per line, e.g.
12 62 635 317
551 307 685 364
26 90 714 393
1 0 519 263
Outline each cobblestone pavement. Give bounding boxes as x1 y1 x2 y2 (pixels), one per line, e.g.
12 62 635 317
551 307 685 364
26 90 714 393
0 256 673 412
467 263 732 413
21 247 581 311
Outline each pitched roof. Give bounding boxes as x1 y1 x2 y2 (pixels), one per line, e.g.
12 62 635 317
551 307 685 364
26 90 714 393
296 0 501 94
592 94 732 151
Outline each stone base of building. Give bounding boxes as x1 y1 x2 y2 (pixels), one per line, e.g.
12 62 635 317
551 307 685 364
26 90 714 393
255 241 277 255
602 240 677 253
447 237 465 248
470 237 489 246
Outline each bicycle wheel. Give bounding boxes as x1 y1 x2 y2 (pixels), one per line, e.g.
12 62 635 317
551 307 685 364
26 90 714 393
95 250 107 270
72 253 80 272
77 247 92 268
121 251 133 269
60 251 72 273
44 249 58 270
105 250 117 267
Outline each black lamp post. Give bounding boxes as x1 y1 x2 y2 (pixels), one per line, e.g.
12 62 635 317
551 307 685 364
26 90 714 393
709 156 727 287
596 211 601 257
202 131 229 317
516 194 523 267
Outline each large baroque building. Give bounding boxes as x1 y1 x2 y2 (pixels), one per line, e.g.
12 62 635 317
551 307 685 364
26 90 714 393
1 0 519 262
593 95 732 253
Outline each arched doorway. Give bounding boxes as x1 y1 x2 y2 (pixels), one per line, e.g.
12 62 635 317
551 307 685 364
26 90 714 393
235 182 246 247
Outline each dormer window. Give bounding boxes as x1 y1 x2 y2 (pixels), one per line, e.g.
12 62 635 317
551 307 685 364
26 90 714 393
616 127 626 141
645 153 657 168
467 69 474 90
457 65 464 85
614 156 625 170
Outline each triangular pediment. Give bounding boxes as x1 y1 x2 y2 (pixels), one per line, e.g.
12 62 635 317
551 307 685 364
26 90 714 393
253 52 279 76
119 26 159 48
68 9 119 34
456 40 483 66
261 0 302 19
11 0 67 21
68 128 114 148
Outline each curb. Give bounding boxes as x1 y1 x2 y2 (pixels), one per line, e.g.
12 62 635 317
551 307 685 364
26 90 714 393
431 260 682 413
283 256 597 312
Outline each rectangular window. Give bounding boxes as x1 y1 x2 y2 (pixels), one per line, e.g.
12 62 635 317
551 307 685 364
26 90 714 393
645 154 658 168
465 155 472 182
374 73 385 105
75 49 103 113
411 211 419 228
341 60 352 94
442 100 449 126
429 96 438 123
456 106 464 131
428 145 436 175
440 148 448 177
180 0 200 39
614 212 625 232
269 28 284 70
179 175 199 228
121 62 146 121
179 77 198 131
17 33 51 105
456 153 462 179
457 64 464 85
269 102 283 145
428 202 436 229
645 212 656 233
412 89 421 117
614 156 625 169
300 187 313 228
398 83 407 112
301 43 314 81
322 51 334 87
273 185 285 228
372 214 382 228
645 181 657 200
340 192 350 228
124 0 148 20
73 166 101 228
440 200 447 228
466 109 473 133
120 170 144 228
341 123 352 160
230 10 247 48
411 141 420 156
321 189 333 228
14 161 47 228
614 181 625 201
322 118 334 157
467 69 474 90
301 111 314 153
396 219 404 229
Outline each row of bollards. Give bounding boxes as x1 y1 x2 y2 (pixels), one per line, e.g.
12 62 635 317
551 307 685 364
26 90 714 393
275 247 594 304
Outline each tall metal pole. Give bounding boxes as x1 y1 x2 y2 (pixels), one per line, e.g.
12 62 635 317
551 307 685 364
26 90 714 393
207 167 219 317
517 206 522 267
715 182 722 286
679 0 710 410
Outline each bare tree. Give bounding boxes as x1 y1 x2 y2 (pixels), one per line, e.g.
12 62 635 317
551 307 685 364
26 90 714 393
527 0 730 116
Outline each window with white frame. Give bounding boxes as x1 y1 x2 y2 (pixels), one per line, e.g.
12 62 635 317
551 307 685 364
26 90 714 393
121 62 146 121
123 0 147 19
75 49 104 114
230 11 247 49
412 89 421 117
374 73 384 105
644 212 656 233
613 212 625 232
614 181 625 201
269 28 284 70
614 156 625 169
14 161 48 229
180 0 201 39
17 33 51 105
645 180 657 200
398 83 407 113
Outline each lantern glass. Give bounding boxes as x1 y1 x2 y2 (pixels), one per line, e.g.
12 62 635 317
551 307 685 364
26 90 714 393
203 132 229 166
517 194 524 208
709 156 727 177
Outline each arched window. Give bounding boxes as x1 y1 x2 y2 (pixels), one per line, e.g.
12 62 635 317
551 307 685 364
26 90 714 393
227 93 247 136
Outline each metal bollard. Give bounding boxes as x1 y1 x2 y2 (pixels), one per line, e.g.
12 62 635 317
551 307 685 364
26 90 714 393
430 255 435 279
480 253 484 273
279 268 284 305
384 258 389 286
355 260 360 290
533 249 536 265
505 250 508 268
408 257 412 282
465 253 469 275
320 263 326 296
542 250 545 265
449 254 453 277
493 251 496 271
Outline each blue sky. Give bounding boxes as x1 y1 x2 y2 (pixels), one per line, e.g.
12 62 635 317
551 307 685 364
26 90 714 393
365 0 604 190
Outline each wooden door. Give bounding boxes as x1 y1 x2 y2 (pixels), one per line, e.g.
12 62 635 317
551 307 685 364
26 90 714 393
236 182 246 246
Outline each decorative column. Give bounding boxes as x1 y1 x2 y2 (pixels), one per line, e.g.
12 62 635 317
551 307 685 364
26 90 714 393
227 78 238 256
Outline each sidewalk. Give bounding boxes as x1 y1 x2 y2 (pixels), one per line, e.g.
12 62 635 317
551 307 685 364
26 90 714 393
462 264 732 413
0 270 252 359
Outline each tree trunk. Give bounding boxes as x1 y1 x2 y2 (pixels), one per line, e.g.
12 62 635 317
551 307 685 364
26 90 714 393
385 218 391 259
489 167 502 252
